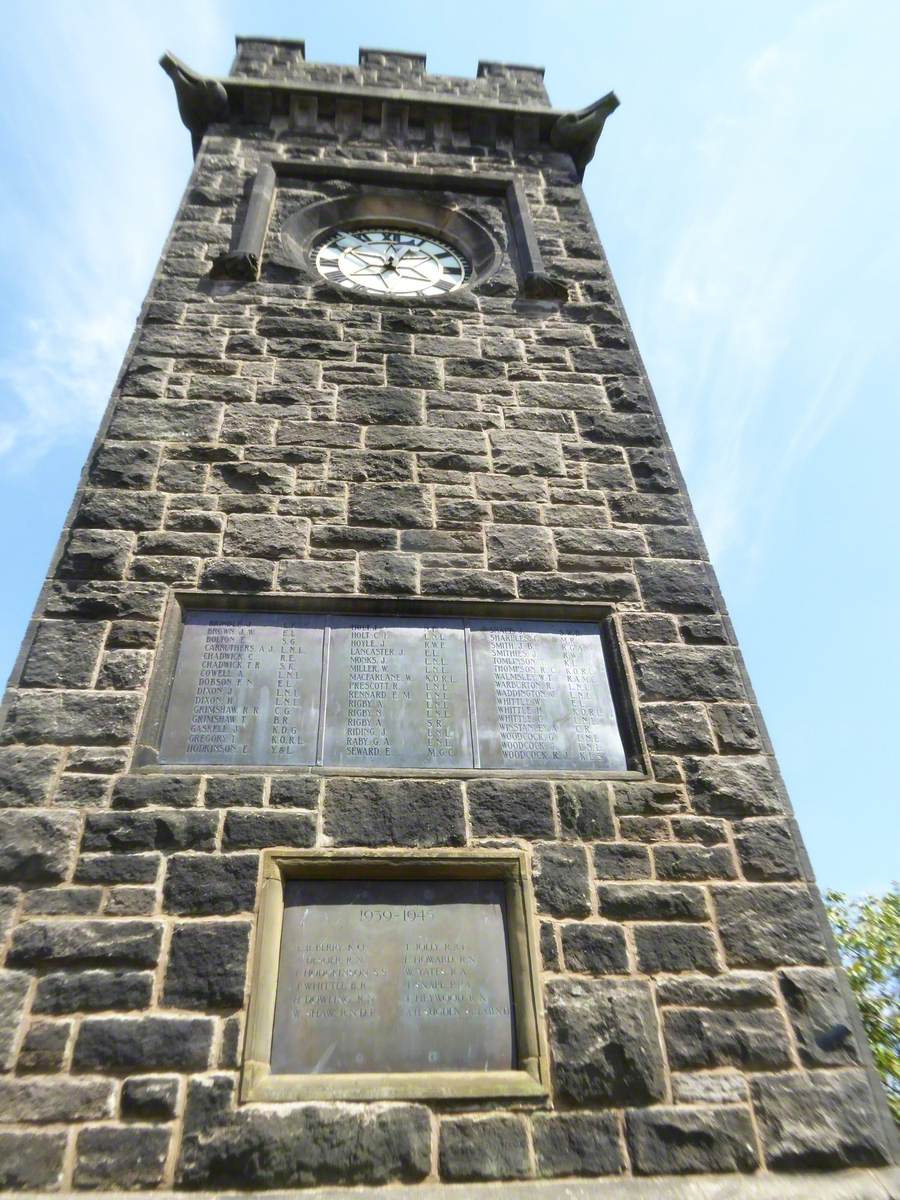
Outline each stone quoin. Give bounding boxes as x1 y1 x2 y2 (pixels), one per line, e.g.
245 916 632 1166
0 33 897 1198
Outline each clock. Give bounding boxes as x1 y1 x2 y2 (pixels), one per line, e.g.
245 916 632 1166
314 227 469 297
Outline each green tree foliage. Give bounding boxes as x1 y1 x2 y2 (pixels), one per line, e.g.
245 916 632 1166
826 886 899 1123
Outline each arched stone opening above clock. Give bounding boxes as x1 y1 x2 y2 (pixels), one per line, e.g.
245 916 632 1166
278 192 502 295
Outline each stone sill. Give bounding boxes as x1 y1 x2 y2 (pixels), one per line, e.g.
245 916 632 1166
57 1166 900 1200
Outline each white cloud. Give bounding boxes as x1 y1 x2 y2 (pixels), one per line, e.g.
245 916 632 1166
0 1 232 471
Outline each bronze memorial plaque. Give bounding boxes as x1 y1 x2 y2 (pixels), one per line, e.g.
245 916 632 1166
157 610 628 771
270 879 515 1075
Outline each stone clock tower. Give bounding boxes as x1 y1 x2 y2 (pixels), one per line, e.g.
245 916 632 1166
0 35 896 1198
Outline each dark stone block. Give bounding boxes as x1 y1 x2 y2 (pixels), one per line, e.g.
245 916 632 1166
43 581 165 621
75 1125 170 1189
111 775 201 809
82 811 216 853
593 843 651 880
90 441 159 488
8 919 161 968
163 922 250 1010
219 1015 241 1069
629 645 743 701
561 923 628 974
713 885 828 967
278 559 357 593
222 810 315 849
751 1070 889 1168
636 560 717 613
105 886 156 916
0 1131 66 1190
545 978 666 1105
420 567 516 598
0 811 80 882
634 924 719 974
269 777 320 808
533 844 591 917
439 1115 530 1182
73 1015 213 1072
0 1076 114 1121
656 973 777 1010
710 703 762 752
223 514 310 559
204 776 266 807
613 781 685 816
121 1076 180 1120
598 883 708 922
348 484 432 528
670 816 727 845
337 385 425 424
486 525 554 571
735 819 801 880
324 779 465 847
75 853 161 885
34 970 153 1014
468 779 554 839
20 621 106 688
686 755 783 819
654 844 737 881
626 1106 758 1174
533 1112 624 1177
0 746 62 807
778 967 859 1066
58 528 133 579
539 921 560 970
518 571 638 602
664 1007 791 1070
17 1020 70 1072
178 1103 431 1188
641 702 716 753
359 552 419 594
200 556 274 592
556 781 614 840
2 689 140 746
163 854 259 915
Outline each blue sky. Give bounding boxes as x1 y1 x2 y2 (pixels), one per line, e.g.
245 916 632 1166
1 1 897 893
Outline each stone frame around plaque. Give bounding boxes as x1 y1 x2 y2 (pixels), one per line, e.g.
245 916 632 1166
133 592 650 778
240 848 550 1103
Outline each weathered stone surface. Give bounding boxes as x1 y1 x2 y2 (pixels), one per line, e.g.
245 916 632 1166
419 567 516 598
223 513 309 558
179 1102 431 1188
626 1106 758 1174
664 1007 791 1070
348 484 432 527
686 756 783 819
0 971 30 1071
163 921 250 1010
0 1077 114 1123
634 924 719 974
0 810 80 882
34 969 153 1014
557 781 614 840
269 778 321 808
200 556 274 591
0 746 62 807
324 779 465 847
58 528 133 579
636 560 717 613
598 883 708 922
751 1070 890 1169
73 1016 213 1071
533 844 591 917
439 1116 530 1182
561 922 628 974
20 620 106 688
641 702 716 753
656 972 778 1010
222 810 315 849
486 524 554 571
673 1071 749 1105
540 921 560 970
278 559 357 593
204 776 266 808
545 978 666 1105
74 1125 171 1189
121 1075 180 1120
338 386 424 424
654 844 737 881
163 854 259 915
533 1112 624 1177
111 774 201 809
735 819 802 880
468 779 554 838
2 689 140 745
17 1020 70 1072
75 852 161 885
629 645 744 701
778 967 859 1066
359 551 419 593
713 885 828 967
489 430 564 475
82 811 216 853
518 570 637 601
8 919 161 968
593 842 651 880
0 1131 66 1190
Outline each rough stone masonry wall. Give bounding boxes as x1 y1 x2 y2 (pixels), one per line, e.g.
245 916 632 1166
0 44 895 1194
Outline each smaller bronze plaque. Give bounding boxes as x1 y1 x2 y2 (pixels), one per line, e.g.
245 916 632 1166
270 879 515 1076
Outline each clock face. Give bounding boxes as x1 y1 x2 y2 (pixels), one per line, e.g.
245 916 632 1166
314 227 469 297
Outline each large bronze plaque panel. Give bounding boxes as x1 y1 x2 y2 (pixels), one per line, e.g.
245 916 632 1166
270 879 515 1075
158 611 326 766
321 617 472 768
469 619 628 771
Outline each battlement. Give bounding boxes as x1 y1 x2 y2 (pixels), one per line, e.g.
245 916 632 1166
231 35 550 106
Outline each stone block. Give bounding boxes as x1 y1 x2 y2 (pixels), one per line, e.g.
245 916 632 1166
200 557 275 592
359 552 419 594
545 977 666 1105
533 844 591 917
75 488 166 532
634 924 720 974
489 430 564 475
0 746 62 807
664 1007 791 1070
278 559 357 593
557 781 614 840
163 854 259 915
75 853 161 885
598 883 708 922
108 399 222 442
82 811 216 853
17 1020 70 1072
713 885 828 967
222 810 315 849
629 645 744 701
121 1075 180 1120
593 843 651 880
533 1112 624 1177
8 918 161 968
269 778 321 809
2 689 140 745
73 1016 214 1072
223 514 310 558
163 922 251 1010
420 568 516 598
657 972 778 1010
20 620 106 688
561 923 628 974
324 779 465 847
778 967 859 1066
0 1077 114 1122
518 570 637 601
686 756 783 818
0 1131 66 1190
0 971 30 1070
626 1106 758 1174
438 1115 530 1182
636 560 717 613
467 779 554 838
641 702 716 753
74 1125 170 1189
337 386 424 424
735 819 802 880
347 484 432 528
486 525 554 571
90 441 159 488
203 776 266 807
34 970 153 1014
111 775 201 809
654 843 737 881
751 1070 890 1168
0 810 80 882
